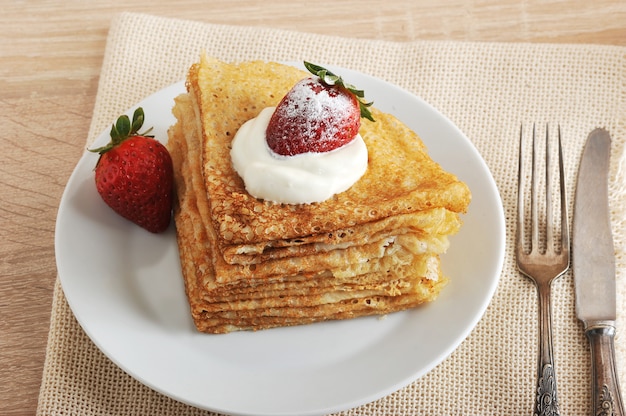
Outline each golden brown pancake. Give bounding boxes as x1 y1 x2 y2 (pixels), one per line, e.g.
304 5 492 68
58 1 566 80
167 55 470 333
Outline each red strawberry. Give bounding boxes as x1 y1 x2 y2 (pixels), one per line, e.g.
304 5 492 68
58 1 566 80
89 108 173 233
266 62 374 156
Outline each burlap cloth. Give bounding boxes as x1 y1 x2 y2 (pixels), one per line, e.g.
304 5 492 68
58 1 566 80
38 12 626 416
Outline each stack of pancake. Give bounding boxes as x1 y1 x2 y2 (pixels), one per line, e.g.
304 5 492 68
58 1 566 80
167 55 471 333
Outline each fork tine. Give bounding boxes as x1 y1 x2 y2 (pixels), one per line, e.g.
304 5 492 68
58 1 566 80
531 124 539 253
545 124 554 253
517 124 525 254
558 125 569 255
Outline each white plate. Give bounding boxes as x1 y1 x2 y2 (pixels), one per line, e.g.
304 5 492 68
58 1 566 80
55 66 505 416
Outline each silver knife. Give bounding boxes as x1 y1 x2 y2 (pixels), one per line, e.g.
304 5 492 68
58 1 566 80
573 128 625 416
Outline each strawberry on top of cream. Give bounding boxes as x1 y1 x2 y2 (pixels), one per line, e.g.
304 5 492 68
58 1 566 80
231 63 374 205
230 106 368 204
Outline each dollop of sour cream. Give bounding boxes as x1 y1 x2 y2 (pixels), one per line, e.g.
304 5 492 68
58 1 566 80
230 107 368 204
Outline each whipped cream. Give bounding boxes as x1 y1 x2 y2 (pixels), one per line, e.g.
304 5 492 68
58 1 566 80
230 107 368 204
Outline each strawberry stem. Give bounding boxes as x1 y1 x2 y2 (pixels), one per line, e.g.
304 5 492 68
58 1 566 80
89 107 154 155
304 61 375 122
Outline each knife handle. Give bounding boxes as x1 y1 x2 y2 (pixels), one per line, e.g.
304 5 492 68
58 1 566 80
586 324 625 416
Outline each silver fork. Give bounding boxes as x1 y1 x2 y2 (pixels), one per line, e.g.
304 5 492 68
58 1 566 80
516 124 570 416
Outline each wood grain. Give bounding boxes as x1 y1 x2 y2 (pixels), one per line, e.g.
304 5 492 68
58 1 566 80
1 0 625 414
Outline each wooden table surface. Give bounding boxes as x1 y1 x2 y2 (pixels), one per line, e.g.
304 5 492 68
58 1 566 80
2 1 625 414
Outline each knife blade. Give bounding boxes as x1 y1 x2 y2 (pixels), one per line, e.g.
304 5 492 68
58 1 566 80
573 127 624 416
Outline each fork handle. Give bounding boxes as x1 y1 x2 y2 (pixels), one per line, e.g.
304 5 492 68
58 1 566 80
535 282 560 416
586 324 625 416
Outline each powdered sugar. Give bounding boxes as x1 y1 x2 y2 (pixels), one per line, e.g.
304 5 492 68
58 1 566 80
266 77 361 155
279 77 354 120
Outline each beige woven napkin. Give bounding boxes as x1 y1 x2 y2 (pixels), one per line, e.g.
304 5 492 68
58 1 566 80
38 12 626 416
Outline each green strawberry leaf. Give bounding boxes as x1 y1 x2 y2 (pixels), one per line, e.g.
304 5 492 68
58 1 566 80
89 107 154 155
114 114 131 143
304 61 375 122
131 107 145 135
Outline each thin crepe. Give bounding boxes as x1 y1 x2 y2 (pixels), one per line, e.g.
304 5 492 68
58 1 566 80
167 56 470 333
